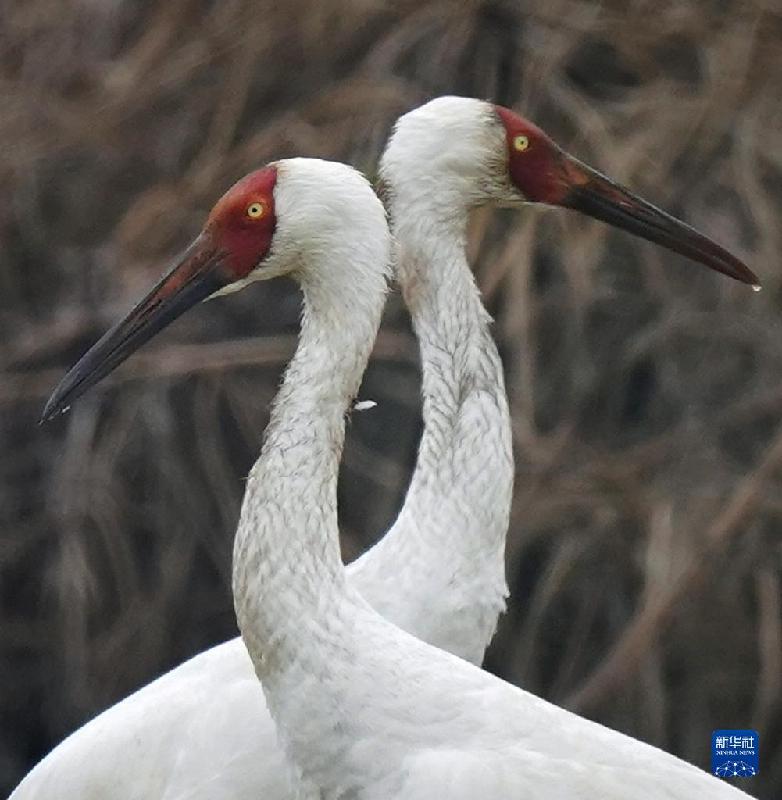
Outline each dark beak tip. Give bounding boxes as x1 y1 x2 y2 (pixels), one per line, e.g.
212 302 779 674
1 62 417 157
39 394 64 425
37 239 225 427
730 262 760 288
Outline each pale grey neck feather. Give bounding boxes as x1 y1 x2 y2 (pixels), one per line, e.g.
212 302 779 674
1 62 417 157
395 207 512 543
348 107 514 664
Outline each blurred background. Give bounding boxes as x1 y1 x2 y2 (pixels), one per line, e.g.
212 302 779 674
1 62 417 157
1 0 781 796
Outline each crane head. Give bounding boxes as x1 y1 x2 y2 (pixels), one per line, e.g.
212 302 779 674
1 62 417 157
42 159 389 424
494 104 759 287
41 166 280 423
382 97 758 286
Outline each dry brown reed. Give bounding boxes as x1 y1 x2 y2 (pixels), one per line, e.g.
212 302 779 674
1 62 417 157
1 0 781 796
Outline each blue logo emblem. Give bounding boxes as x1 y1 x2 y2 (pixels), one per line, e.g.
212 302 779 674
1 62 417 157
712 730 759 778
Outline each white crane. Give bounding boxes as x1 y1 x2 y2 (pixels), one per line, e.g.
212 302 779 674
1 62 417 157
15 138 513 796
36 140 756 799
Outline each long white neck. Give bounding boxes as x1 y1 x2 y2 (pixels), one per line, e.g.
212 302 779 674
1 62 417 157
232 254 385 683
397 205 510 494
350 178 513 664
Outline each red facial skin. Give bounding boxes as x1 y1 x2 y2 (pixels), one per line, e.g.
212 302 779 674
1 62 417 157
494 105 586 204
206 165 279 282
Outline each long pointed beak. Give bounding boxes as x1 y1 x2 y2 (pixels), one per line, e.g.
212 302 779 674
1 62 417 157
557 155 759 287
42 233 228 423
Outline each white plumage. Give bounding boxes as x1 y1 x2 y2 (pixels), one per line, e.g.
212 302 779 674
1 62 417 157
227 154 750 799
11 134 513 796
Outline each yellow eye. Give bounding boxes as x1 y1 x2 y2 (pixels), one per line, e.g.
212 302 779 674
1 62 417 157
247 201 266 219
513 135 529 152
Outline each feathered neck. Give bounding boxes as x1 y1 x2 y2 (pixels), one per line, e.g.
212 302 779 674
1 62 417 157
344 172 513 665
232 246 388 680
386 179 512 545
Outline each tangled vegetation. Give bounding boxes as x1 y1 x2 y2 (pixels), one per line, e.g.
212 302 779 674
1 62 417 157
1 1 780 796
